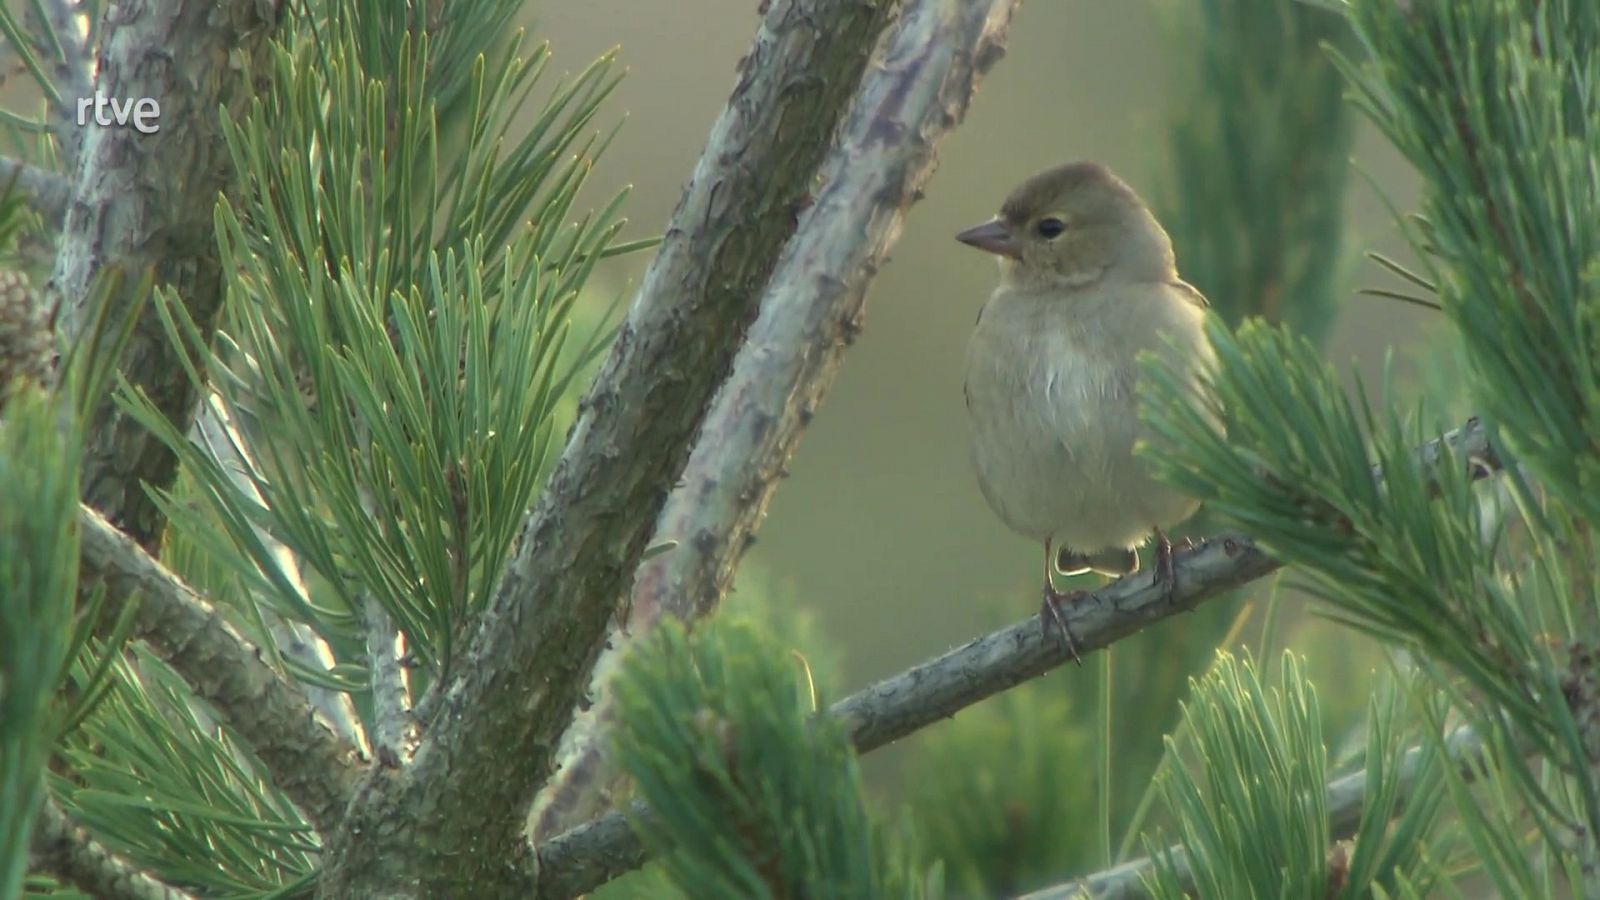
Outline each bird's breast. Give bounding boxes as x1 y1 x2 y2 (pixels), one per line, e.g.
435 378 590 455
962 287 1198 549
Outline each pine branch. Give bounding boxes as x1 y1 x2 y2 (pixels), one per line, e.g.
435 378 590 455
52 0 282 551
364 593 413 761
1035 726 1485 900
0 156 67 226
29 796 196 900
312 0 973 892
76 504 361 835
532 0 1021 840
532 417 1497 897
191 395 368 754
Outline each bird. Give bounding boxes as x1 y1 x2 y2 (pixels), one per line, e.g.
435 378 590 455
955 161 1216 659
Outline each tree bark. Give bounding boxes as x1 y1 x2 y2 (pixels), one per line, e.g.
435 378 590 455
77 505 362 834
50 0 283 551
30 797 197 900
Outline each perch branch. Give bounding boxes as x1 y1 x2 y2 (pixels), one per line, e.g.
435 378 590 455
533 417 1498 897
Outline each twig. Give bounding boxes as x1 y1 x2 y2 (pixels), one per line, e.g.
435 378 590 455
364 593 413 761
192 394 369 754
316 1 934 894
532 418 1498 897
77 504 361 835
0 155 68 225
30 795 197 900
1024 726 1486 899
531 0 1023 841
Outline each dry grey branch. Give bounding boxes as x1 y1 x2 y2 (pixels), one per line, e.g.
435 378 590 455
535 533 1279 896
30 795 197 900
532 0 1022 841
76 504 361 835
533 417 1497 896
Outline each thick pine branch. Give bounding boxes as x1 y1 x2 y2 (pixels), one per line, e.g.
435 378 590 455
533 418 1497 897
51 0 282 551
0 156 68 226
533 0 1021 839
76 505 361 835
316 1 916 893
29 797 196 900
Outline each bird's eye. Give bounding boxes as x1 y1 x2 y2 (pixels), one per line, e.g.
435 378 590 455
1036 217 1066 239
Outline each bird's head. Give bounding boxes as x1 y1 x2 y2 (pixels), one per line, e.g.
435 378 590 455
955 160 1176 292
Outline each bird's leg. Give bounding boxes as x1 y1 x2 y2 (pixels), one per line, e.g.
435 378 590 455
1040 536 1085 665
1151 526 1178 603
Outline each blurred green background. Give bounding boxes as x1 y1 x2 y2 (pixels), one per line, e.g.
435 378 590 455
538 0 1441 892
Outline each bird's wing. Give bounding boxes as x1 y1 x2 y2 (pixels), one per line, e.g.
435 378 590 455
1169 278 1209 309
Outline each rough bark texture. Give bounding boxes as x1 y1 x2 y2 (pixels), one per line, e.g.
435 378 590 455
531 0 1022 841
0 158 69 228
50 0 282 551
315 1 905 895
30 797 196 900
77 506 361 834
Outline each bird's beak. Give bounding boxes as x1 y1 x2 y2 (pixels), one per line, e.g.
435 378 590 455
955 218 1021 260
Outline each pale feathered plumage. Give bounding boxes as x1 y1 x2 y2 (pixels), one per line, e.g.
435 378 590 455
956 161 1215 652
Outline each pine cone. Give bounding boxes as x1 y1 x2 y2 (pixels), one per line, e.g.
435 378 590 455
0 269 53 403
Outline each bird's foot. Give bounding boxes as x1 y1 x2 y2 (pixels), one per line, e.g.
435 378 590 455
1152 527 1178 604
1040 585 1088 665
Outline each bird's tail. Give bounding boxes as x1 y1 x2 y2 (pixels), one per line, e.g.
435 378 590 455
1057 545 1139 578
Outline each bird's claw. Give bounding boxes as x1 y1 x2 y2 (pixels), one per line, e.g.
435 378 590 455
1152 527 1178 604
1040 586 1087 665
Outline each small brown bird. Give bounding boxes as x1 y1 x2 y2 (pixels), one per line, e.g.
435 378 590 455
956 161 1215 656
